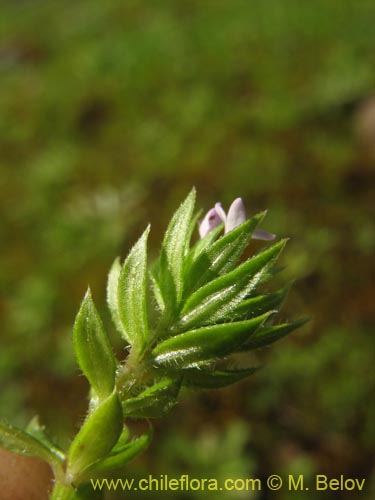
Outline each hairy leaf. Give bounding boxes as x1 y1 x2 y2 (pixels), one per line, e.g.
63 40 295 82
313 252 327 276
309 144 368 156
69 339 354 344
83 431 152 479
153 312 272 368
74 289 117 401
26 416 65 462
186 221 223 268
150 259 164 312
230 284 292 321
122 378 182 418
107 257 129 341
118 226 150 354
241 319 308 351
67 391 123 481
159 189 196 312
176 240 286 331
181 366 260 389
0 422 64 473
183 211 267 297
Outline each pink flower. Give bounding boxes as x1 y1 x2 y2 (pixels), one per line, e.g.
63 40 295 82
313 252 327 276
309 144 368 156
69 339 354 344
199 197 276 240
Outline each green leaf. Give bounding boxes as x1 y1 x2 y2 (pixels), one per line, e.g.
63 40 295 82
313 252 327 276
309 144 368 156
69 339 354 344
176 240 286 331
181 366 260 389
241 319 308 351
0 421 64 473
254 264 286 288
122 378 182 418
26 416 65 462
153 312 272 368
74 289 117 401
183 211 267 297
107 257 129 341
118 226 150 354
159 189 196 312
67 391 123 482
230 284 292 321
186 223 224 267
150 259 165 312
185 208 202 255
82 431 152 479
110 425 131 453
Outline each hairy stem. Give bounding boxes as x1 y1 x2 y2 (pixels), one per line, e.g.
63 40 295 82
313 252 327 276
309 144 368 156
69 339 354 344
116 349 154 399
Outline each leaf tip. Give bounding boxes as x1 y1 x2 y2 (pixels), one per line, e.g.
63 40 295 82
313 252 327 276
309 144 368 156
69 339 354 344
84 286 93 301
256 209 268 222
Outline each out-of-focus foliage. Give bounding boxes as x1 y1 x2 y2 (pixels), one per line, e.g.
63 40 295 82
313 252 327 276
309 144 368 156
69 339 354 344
0 0 374 498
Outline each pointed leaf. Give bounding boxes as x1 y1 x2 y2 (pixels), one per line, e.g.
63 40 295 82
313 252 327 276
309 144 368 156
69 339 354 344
118 226 150 353
0 422 64 472
183 239 286 313
153 312 272 368
187 223 224 266
107 257 129 341
159 189 196 311
230 284 292 321
26 416 65 462
74 289 117 401
110 425 131 453
149 258 165 312
122 378 181 418
181 366 260 389
82 431 152 479
183 211 267 297
185 209 202 256
67 391 123 481
176 240 286 331
253 264 286 288
241 319 308 351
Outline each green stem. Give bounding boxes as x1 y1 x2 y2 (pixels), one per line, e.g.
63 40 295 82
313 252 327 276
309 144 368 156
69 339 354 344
50 481 77 500
116 350 154 398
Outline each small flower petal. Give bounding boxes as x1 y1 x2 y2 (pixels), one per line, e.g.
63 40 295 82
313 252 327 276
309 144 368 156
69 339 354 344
225 197 246 233
199 208 222 238
252 228 276 241
214 202 227 223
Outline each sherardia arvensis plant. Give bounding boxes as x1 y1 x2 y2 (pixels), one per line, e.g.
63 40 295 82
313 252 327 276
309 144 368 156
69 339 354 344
0 188 305 500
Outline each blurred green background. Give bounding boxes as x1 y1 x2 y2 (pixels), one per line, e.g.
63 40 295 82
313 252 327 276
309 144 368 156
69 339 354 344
0 0 374 498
